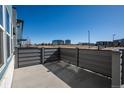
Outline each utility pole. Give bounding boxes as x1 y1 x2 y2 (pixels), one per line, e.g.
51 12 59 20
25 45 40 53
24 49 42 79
113 34 116 41
88 30 90 48
113 34 116 47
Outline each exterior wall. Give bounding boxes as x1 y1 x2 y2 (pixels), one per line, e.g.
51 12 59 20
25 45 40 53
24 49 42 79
0 5 17 88
0 55 15 88
12 7 17 48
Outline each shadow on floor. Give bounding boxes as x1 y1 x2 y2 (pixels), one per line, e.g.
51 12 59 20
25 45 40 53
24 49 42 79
44 61 111 88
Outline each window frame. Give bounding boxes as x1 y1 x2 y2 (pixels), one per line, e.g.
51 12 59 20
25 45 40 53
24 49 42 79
0 5 5 69
5 8 10 33
0 5 3 26
0 27 4 68
5 7 13 62
0 5 15 75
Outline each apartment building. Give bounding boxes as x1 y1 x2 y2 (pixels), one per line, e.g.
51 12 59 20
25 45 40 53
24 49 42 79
65 39 71 45
52 40 64 45
96 39 124 47
96 41 113 47
0 5 23 87
113 38 124 47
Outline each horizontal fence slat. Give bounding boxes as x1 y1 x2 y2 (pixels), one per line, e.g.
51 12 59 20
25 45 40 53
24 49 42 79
19 53 41 58
19 60 41 68
79 49 112 57
19 56 41 62
19 49 41 53
44 55 58 59
44 49 58 52
44 57 58 62
19 59 41 63
44 52 58 56
79 54 111 63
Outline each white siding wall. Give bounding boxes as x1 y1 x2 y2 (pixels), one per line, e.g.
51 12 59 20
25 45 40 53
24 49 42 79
0 5 15 88
0 56 15 88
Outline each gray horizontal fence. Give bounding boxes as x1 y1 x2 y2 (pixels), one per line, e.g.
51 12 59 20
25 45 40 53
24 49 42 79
17 48 113 77
60 48 112 77
79 49 112 77
60 48 78 66
44 48 59 63
17 48 60 68
18 48 42 68
16 47 123 87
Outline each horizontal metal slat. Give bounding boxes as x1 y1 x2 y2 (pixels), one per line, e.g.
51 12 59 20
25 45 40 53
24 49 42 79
19 57 41 62
19 49 41 53
79 49 112 57
79 54 111 63
19 53 41 58
19 60 41 68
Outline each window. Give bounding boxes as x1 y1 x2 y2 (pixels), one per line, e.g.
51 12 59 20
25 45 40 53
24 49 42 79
0 5 3 67
0 28 3 67
6 8 10 33
5 8 11 59
0 6 3 26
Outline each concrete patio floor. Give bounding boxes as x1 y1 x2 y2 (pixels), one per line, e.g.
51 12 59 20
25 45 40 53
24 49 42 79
12 61 111 88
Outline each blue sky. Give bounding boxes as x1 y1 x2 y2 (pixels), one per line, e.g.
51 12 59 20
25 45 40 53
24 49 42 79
16 5 124 44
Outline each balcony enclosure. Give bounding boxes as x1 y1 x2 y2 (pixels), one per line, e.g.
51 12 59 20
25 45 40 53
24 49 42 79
12 47 124 88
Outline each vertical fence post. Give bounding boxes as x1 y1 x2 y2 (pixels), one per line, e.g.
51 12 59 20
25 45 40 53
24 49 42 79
121 50 124 85
17 48 19 68
14 47 18 68
76 48 79 66
42 48 45 64
40 48 42 64
58 47 61 61
112 50 122 88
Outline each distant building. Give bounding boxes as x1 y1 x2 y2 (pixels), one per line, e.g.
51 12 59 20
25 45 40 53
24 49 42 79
52 40 64 45
113 38 124 47
16 19 24 47
96 41 113 47
96 38 124 47
65 40 71 45
78 42 95 46
12 8 26 48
